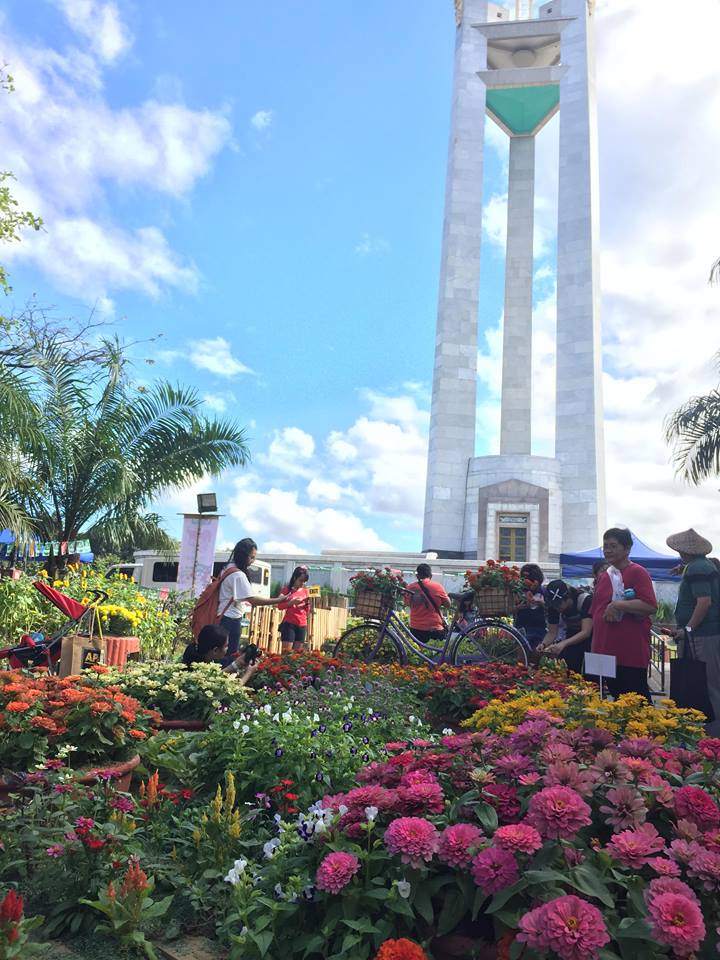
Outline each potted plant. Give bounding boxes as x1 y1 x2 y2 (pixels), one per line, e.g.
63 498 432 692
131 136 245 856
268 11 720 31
0 670 156 798
463 561 526 617
349 568 407 620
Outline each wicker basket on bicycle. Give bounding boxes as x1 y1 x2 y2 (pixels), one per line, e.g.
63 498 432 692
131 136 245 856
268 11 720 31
471 585 518 617
353 588 394 620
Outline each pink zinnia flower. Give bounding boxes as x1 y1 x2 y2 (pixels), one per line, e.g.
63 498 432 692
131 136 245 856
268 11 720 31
647 857 681 877
669 838 704 865
526 786 592 840
646 893 705 957
493 823 543 855
46 844 65 858
598 785 647 830
438 823 484 868
110 796 135 813
341 785 397 812
482 783 521 824
397 780 445 816
315 852 360 894
470 846 519 894
543 761 596 797
518 772 541 787
697 738 720 761
384 817 440 869
606 823 665 868
646 877 699 904
687 846 720 891
540 742 576 765
518 895 610 960
494 753 534 776
674 785 720 830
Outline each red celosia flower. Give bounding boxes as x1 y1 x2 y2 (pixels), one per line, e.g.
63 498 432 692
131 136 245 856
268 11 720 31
0 889 23 923
120 860 149 897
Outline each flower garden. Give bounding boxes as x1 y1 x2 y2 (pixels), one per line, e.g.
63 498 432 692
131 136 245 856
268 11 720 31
1 642 720 959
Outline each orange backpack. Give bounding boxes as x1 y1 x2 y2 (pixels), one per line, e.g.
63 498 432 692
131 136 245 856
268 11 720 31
190 566 238 639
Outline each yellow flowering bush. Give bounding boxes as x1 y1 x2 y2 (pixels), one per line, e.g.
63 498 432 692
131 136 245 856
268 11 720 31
463 685 706 744
0 565 177 657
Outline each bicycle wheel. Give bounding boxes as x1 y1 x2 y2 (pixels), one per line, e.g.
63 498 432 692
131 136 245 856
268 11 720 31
451 619 529 667
332 623 405 665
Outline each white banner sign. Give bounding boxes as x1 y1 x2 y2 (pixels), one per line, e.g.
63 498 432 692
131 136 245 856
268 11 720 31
583 652 617 678
177 515 220 597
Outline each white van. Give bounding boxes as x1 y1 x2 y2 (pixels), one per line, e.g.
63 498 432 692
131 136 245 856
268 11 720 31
128 550 272 597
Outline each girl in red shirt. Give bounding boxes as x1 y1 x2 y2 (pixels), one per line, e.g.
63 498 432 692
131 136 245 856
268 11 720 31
278 566 310 652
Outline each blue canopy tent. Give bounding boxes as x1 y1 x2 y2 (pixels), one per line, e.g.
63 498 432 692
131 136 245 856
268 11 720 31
561 532 680 582
0 529 94 563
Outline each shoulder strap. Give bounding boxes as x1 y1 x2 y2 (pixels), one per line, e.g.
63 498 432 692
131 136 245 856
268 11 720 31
418 580 442 616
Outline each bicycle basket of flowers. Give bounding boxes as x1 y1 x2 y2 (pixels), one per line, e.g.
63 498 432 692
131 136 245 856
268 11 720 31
350 568 407 619
464 560 525 616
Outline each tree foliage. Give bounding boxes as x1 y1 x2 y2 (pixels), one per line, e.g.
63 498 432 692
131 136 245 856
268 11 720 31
665 363 720 484
6 336 249 549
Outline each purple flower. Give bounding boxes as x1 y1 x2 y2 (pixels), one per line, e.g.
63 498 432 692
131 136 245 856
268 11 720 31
343 723 352 732
319 724 327 733
275 748 284 758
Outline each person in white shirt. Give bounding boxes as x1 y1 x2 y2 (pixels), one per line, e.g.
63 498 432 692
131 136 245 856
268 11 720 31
218 538 300 666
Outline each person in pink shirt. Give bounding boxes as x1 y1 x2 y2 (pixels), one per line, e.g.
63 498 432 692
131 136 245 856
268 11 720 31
590 527 657 701
278 566 310 652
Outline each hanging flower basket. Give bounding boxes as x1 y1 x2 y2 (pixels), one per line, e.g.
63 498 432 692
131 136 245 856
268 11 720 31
472 586 518 617
353 589 394 620
464 561 525 617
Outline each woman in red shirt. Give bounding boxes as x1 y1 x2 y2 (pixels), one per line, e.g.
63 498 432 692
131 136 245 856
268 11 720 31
278 566 310 652
590 527 657 701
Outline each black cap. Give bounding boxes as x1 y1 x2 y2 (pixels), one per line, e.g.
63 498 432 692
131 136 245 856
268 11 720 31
545 580 569 610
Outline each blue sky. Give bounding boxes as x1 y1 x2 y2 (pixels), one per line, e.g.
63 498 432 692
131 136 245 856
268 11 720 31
2 0 720 555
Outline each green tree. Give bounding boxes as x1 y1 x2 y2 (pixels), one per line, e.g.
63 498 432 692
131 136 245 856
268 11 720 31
665 359 720 484
0 68 42 294
14 339 249 550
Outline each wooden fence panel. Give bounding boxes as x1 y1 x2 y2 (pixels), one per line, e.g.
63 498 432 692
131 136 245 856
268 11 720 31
248 604 348 653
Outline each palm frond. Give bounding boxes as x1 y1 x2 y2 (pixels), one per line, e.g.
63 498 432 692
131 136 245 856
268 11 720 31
665 388 720 484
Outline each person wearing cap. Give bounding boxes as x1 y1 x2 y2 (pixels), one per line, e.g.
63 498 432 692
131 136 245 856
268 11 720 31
666 528 720 734
278 565 311 652
537 580 593 675
590 527 657 701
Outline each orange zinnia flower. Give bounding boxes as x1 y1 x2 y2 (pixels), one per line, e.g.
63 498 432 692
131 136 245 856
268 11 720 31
5 701 31 712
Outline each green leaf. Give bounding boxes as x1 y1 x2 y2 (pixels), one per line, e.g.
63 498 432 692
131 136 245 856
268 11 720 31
615 917 653 940
412 883 434 925
436 891 469 936
250 929 274 957
475 802 499 833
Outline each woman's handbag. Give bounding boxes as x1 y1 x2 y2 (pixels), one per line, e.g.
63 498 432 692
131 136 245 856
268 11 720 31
670 632 715 722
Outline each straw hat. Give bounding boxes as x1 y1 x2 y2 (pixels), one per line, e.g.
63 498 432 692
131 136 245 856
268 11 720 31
665 528 713 556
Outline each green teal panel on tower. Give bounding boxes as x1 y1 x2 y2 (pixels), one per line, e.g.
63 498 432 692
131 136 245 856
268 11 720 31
486 85 559 135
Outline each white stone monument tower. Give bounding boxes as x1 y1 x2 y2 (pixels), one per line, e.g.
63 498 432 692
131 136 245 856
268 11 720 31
423 0 606 563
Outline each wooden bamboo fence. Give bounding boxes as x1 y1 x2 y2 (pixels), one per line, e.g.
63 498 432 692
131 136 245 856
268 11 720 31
247 603 348 653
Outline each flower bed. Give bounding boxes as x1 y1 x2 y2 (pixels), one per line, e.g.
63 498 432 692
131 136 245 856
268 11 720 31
248 650 347 691
219 719 720 958
0 670 156 771
93 661 249 723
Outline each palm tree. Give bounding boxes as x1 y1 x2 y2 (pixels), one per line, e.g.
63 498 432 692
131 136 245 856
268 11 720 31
14 340 249 549
665 367 720 484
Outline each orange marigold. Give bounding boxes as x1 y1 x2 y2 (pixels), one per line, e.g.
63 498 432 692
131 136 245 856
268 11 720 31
5 701 31 712
129 729 146 740
374 940 428 960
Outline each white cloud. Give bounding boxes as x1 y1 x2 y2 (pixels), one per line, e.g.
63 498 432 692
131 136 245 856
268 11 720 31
268 427 315 462
203 394 228 413
261 540 305 554
190 338 254 378
229 485 391 552
355 233 390 256
0 10 231 303
306 478 360 504
52 0 132 63
250 110 273 131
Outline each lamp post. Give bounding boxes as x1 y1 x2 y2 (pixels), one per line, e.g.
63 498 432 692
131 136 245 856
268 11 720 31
176 493 223 598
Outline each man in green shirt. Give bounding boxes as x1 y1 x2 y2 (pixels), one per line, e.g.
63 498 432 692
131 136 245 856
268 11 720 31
667 528 720 734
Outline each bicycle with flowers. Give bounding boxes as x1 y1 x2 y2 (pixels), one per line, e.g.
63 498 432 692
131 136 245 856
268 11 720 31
334 568 529 667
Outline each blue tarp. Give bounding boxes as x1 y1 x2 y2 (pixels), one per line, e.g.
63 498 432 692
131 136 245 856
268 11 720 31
561 531 680 582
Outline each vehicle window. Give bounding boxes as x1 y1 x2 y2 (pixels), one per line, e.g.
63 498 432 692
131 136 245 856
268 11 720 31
247 564 262 585
152 562 178 583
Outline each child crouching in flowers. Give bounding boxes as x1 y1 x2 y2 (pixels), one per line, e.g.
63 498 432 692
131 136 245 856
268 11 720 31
182 624 258 684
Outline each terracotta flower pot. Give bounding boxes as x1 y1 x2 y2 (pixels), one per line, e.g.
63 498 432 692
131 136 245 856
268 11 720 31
156 719 209 732
0 754 140 803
